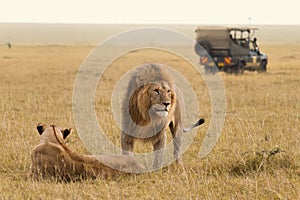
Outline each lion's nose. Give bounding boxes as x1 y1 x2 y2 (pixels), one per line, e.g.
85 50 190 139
162 102 170 107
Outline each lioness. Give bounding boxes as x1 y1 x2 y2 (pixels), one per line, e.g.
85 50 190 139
121 64 204 169
30 123 144 181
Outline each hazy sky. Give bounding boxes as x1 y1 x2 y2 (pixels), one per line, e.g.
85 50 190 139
1 0 299 25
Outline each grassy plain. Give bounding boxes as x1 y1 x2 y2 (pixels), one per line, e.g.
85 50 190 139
0 42 299 199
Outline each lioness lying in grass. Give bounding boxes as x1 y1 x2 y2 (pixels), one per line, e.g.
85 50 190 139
30 123 144 181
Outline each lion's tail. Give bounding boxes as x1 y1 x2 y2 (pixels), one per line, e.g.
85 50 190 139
183 118 205 132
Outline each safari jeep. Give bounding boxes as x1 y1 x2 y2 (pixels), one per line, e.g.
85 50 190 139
194 26 268 74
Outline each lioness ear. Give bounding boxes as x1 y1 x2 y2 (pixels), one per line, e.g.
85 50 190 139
62 128 73 139
37 123 47 135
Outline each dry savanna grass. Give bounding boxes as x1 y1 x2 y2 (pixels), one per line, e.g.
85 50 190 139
0 42 299 199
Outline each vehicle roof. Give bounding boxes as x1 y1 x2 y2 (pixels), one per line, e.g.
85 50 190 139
229 27 258 32
195 26 258 32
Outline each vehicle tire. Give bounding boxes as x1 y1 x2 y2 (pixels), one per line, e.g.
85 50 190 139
195 40 211 56
225 67 233 74
258 60 267 73
204 65 218 75
204 65 212 74
234 61 245 75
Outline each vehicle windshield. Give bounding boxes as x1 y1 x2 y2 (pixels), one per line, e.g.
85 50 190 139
229 29 250 40
229 30 250 48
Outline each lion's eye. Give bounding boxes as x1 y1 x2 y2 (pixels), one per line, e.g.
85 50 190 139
154 89 160 94
167 90 171 93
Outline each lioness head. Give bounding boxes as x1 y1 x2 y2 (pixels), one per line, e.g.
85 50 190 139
37 123 72 145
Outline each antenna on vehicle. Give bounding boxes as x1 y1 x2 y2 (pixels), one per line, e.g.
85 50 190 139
248 17 252 26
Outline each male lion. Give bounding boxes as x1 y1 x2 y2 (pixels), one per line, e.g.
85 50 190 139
121 64 204 169
30 123 144 181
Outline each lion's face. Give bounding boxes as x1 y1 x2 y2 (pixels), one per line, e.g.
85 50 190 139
125 65 177 128
148 81 174 118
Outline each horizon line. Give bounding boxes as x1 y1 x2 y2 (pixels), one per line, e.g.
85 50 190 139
1 22 300 26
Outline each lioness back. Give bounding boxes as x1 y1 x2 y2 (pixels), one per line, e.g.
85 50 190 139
31 123 145 181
